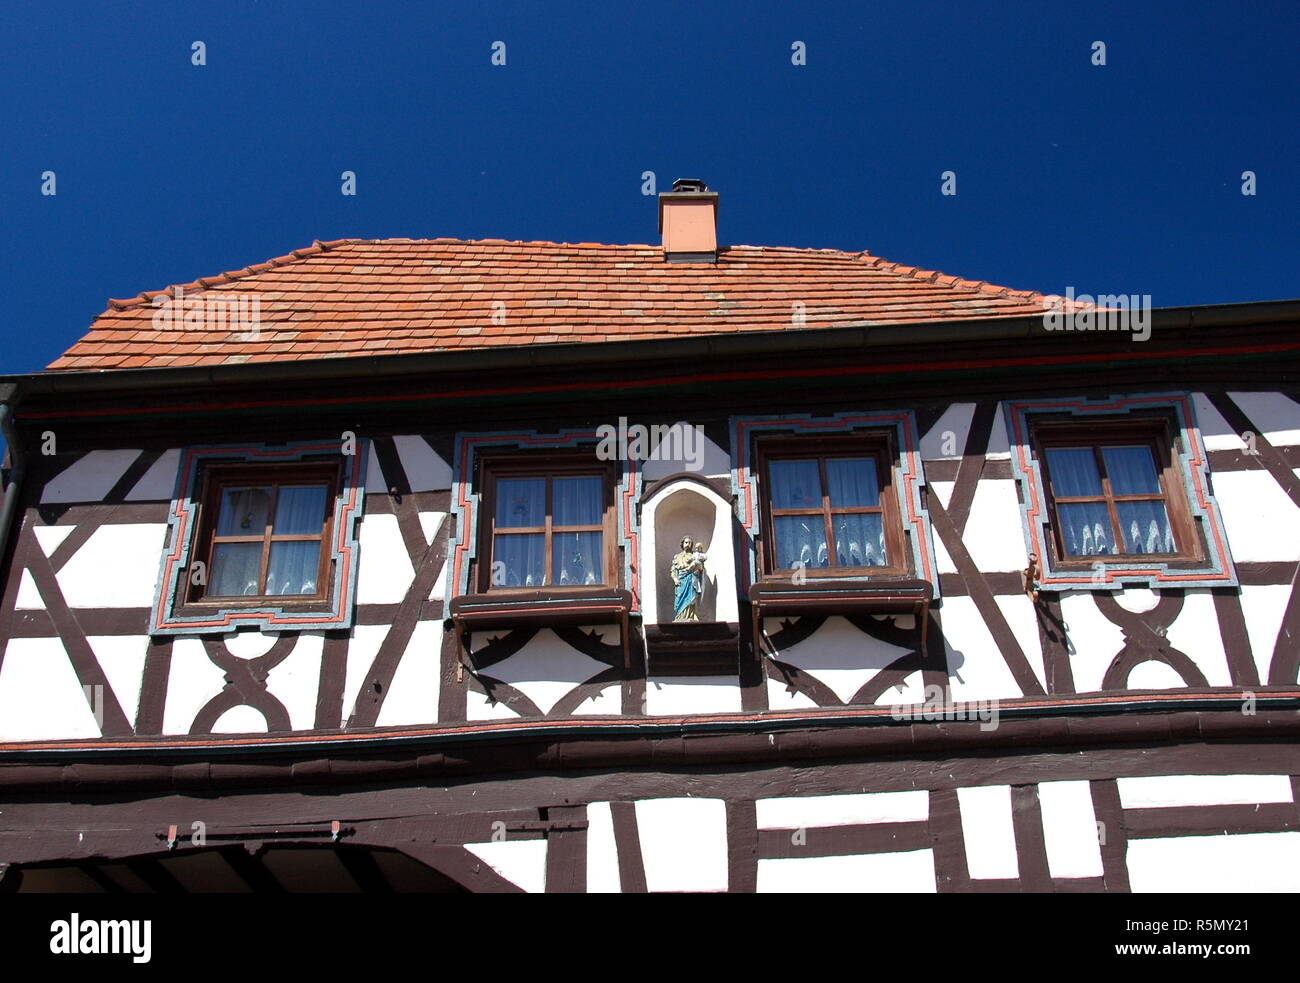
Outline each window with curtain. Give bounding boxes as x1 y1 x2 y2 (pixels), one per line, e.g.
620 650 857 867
480 459 613 591
759 437 906 577
189 462 339 604
1034 421 1198 563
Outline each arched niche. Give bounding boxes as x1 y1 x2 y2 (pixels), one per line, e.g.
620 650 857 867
640 478 737 626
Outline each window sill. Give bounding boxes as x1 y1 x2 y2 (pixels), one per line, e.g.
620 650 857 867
748 578 933 653
449 587 634 668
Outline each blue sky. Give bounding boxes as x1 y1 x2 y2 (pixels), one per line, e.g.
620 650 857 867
1 0 1296 374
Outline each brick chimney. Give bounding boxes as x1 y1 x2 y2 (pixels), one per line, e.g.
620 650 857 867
658 178 719 262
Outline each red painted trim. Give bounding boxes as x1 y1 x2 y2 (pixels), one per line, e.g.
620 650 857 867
21 340 1300 421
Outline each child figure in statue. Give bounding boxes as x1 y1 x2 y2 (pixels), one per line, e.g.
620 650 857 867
671 536 708 621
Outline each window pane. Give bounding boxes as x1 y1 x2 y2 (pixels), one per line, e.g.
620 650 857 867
496 478 546 528
1057 503 1116 556
769 459 823 509
216 486 273 535
273 484 328 535
209 542 263 595
1045 448 1103 497
493 533 545 587
831 512 887 567
553 530 603 585
1102 445 1162 495
266 541 322 595
553 476 603 526
826 458 880 508
774 515 830 568
1117 501 1177 554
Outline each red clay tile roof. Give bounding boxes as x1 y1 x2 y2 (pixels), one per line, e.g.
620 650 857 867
48 238 1063 371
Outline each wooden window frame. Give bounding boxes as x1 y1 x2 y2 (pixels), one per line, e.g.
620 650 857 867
1031 416 1203 568
180 459 341 610
474 452 620 594
756 433 910 580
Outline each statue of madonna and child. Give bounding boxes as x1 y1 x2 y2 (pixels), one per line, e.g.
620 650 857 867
670 536 708 622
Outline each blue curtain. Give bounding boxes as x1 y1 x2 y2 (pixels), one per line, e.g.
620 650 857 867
554 530 602 585
493 478 547 587
774 516 828 568
553 476 601 525
493 533 545 587
769 460 821 509
1047 446 1174 556
267 541 321 595
273 485 327 535
826 458 879 507
217 486 271 535
210 542 261 595
496 478 546 527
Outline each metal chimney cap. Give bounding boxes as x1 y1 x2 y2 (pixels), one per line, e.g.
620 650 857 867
670 178 709 194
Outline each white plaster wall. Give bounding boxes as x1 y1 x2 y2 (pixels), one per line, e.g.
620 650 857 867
585 802 621 893
641 481 737 625
765 678 820 711
466 690 522 720
364 444 387 494
927 480 955 509
126 449 182 499
941 596 1029 703
417 511 446 548
921 403 976 460
58 524 169 608
41 449 141 504
393 434 452 490
211 705 269 733
756 790 929 829
263 633 324 730
32 525 74 556
222 631 278 660
1057 593 1127 692
1126 661 1186 690
1037 780 1104 878
1212 470 1300 563
985 403 1011 459
644 675 741 715
355 513 415 604
635 797 729 892
571 684 622 715
474 628 605 715
639 423 730 480
757 849 936 892
463 839 548 893
0 637 102 740
375 620 442 726
1238 584 1290 682
162 638 228 735
960 480 1028 572
340 624 387 724
1127 832 1300 892
1117 774 1293 809
1192 393 1246 451
14 570 43 609
1228 391 1300 445
994 593 1048 692
85 635 149 726
957 785 1018 879
768 616 914 704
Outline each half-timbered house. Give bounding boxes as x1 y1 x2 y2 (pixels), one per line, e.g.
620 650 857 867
1 180 1298 892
